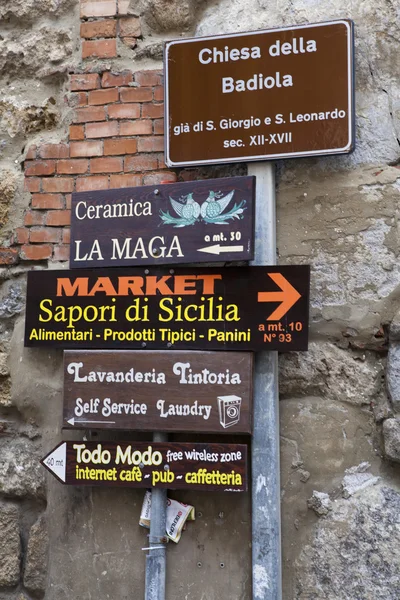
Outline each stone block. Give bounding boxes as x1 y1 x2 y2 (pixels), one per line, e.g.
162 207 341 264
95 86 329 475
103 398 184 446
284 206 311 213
24 515 48 594
383 419 400 463
0 502 20 588
295 484 400 599
387 342 400 411
279 342 384 406
0 438 45 499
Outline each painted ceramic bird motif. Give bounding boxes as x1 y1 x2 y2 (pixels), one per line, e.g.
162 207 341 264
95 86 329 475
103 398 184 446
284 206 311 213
173 193 201 221
200 190 235 222
159 193 201 227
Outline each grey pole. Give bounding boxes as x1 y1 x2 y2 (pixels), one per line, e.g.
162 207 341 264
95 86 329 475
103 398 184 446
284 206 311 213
145 432 168 600
248 162 282 600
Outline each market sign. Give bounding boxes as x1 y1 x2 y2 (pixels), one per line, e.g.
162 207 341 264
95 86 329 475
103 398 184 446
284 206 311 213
41 441 248 492
63 350 253 434
164 19 354 166
70 177 255 268
24 265 310 351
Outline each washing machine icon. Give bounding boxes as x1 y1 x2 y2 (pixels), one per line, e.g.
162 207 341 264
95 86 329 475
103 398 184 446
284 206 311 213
218 395 242 429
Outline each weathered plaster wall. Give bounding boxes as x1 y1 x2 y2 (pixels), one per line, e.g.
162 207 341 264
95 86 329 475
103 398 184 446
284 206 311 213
0 0 399 599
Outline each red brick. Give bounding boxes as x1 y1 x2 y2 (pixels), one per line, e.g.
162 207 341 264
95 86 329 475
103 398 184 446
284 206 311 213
70 73 100 91
90 157 123 173
82 39 117 60
110 174 142 188
38 144 69 159
57 159 89 175
119 16 141 37
80 0 117 18
157 154 167 169
138 136 164 152
67 92 88 107
153 118 164 135
31 194 64 210
20 244 52 261
85 121 119 138
42 178 74 193
70 141 103 158
45 210 71 227
53 245 70 261
88 87 119 105
0 248 19 265
25 146 37 160
80 19 117 39
143 171 177 185
104 139 137 156
153 86 164 102
74 106 106 123
142 104 164 119
69 125 85 140
24 178 41 192
24 211 45 226
119 120 152 136
76 176 109 192
62 229 71 244
124 155 158 172
25 161 55 177
108 103 140 119
15 228 29 244
135 71 162 87
30 227 62 243
120 87 152 102
65 194 72 209
102 71 133 88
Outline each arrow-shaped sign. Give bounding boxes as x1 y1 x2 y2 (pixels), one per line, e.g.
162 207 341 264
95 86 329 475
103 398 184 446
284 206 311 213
66 417 116 427
41 442 67 483
258 273 301 320
197 244 244 255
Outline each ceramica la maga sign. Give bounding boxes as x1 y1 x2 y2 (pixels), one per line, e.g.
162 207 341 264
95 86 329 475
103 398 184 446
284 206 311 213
70 177 255 268
165 20 355 166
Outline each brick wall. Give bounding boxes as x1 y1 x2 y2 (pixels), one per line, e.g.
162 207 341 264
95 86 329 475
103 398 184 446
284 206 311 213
0 0 178 266
17 68 174 263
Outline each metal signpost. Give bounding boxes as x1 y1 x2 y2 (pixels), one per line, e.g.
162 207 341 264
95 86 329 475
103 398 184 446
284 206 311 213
164 20 354 167
41 441 248 492
24 265 310 351
70 176 256 268
63 350 253 433
162 17 354 600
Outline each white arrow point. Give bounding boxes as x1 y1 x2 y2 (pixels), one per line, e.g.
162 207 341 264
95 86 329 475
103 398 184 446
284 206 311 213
42 443 67 483
66 418 116 427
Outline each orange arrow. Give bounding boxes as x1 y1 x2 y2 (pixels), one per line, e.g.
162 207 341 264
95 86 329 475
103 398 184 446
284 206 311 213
258 273 301 321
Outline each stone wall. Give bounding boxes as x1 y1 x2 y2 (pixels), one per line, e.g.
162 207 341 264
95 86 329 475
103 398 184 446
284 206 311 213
0 0 399 599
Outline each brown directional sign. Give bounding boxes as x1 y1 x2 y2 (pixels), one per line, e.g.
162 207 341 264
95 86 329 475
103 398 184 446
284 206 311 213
63 350 253 434
41 441 248 492
70 177 255 268
165 19 355 166
24 265 310 351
